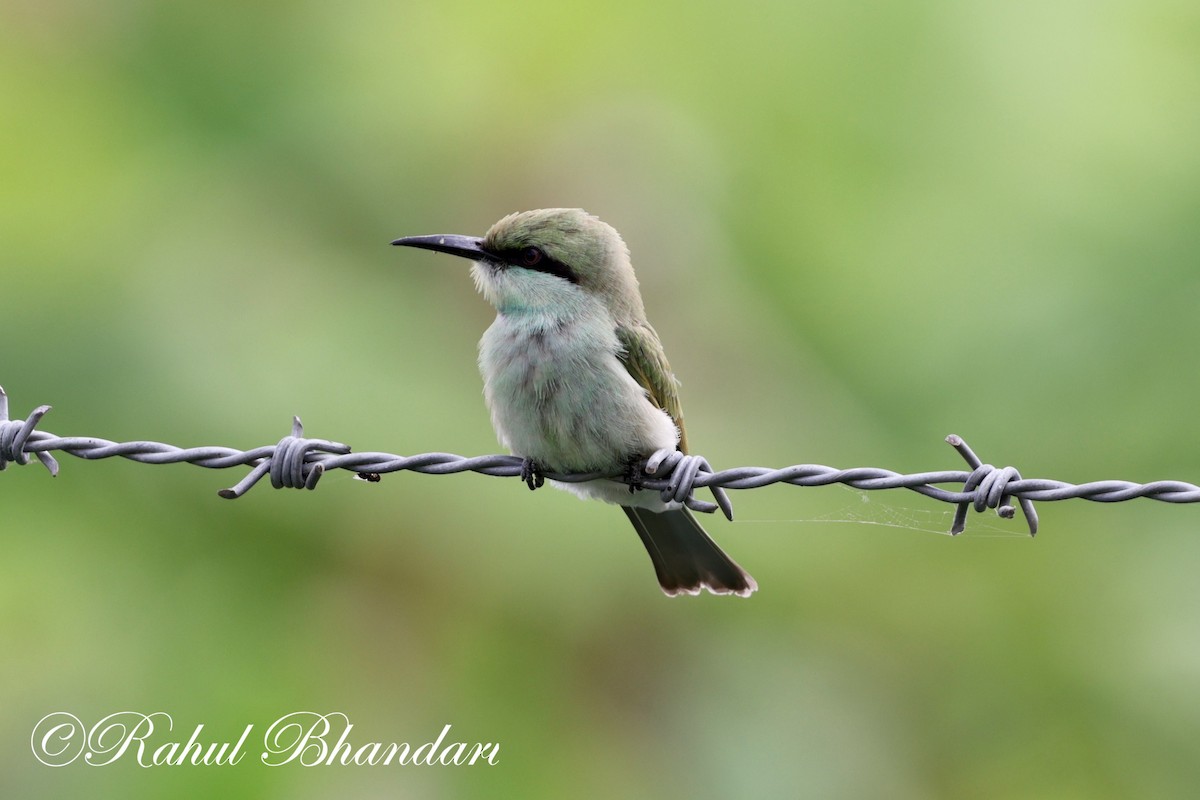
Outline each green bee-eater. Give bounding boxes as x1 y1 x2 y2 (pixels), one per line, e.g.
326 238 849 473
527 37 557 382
394 209 755 597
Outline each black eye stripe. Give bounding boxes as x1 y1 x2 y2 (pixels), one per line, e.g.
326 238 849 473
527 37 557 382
495 247 579 285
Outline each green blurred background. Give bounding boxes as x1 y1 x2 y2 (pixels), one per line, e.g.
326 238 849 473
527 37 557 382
4 0 1200 796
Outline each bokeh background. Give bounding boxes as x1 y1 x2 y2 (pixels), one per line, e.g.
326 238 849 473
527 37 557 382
4 0 1200 796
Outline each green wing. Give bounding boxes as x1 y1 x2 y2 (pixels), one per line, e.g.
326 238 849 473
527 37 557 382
616 322 689 454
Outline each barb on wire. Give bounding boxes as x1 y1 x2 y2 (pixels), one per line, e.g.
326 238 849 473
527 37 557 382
3 385 1199 536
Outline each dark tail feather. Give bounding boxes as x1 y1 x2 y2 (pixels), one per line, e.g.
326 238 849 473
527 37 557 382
622 506 757 597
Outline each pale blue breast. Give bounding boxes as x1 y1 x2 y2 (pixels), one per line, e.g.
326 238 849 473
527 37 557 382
477 311 678 474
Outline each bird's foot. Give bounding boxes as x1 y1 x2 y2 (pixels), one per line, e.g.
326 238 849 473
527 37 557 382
623 457 646 494
355 471 382 483
520 457 545 491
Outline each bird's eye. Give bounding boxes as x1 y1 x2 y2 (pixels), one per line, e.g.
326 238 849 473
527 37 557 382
519 246 543 267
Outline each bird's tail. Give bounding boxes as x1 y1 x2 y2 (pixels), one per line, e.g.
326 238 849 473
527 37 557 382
622 506 757 597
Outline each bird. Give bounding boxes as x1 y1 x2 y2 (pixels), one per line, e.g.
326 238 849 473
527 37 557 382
392 209 756 597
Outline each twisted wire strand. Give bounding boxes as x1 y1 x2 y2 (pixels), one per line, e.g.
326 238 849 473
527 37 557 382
4 386 1198 536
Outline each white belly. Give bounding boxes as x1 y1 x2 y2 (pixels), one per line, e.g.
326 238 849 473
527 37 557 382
477 311 679 504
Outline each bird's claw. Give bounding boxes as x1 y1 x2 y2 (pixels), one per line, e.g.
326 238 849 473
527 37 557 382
520 457 545 491
624 458 646 494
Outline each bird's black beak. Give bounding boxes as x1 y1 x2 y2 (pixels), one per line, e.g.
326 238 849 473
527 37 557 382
391 234 490 262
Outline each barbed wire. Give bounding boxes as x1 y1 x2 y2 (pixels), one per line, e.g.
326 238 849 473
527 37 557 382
4 385 1199 536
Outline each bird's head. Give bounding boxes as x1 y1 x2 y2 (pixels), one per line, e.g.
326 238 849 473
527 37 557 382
393 208 645 320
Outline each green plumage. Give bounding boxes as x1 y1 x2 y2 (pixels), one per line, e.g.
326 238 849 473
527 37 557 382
615 321 690 454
